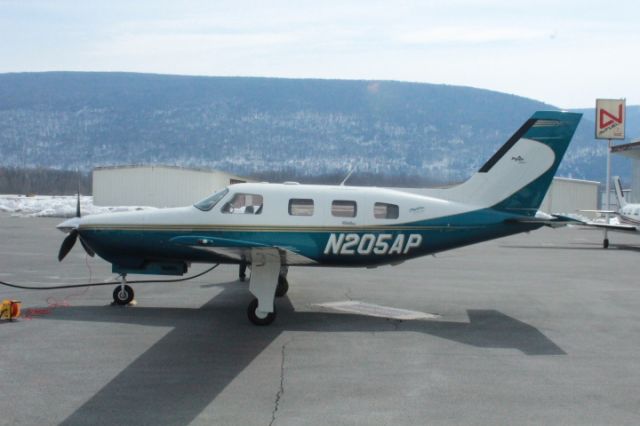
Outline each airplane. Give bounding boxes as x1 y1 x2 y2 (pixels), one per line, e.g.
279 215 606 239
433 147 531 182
56 110 582 325
580 176 640 248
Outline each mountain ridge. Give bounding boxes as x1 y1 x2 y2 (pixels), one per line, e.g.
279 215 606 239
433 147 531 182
0 72 635 184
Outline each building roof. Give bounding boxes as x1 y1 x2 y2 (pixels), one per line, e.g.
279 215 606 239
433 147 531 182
93 164 251 181
611 140 640 159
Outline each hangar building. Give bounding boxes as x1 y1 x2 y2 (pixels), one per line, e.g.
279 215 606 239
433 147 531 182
539 177 599 216
93 165 252 207
611 139 640 203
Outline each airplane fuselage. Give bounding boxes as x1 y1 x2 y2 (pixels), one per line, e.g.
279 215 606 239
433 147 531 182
75 183 540 275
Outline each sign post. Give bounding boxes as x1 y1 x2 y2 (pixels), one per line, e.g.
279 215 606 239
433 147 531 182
595 98 626 248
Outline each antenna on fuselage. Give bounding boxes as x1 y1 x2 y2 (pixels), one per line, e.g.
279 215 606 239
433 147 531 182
340 169 355 186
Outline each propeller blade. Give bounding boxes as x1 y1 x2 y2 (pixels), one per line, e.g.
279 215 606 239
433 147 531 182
79 237 95 257
58 229 78 262
76 189 81 218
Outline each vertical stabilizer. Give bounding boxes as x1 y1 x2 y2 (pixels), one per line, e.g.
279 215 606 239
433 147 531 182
613 176 626 208
445 111 582 216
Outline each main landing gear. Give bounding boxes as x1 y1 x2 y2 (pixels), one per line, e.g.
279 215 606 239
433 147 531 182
603 229 610 249
246 248 287 326
112 274 135 305
246 276 288 325
276 266 289 298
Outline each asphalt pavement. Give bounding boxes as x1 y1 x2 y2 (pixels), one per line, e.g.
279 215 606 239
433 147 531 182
1 213 639 425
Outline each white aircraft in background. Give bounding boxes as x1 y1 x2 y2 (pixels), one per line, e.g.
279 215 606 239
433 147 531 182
57 111 581 325
581 176 640 248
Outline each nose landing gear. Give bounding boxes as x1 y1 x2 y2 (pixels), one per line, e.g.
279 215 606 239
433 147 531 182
112 274 135 305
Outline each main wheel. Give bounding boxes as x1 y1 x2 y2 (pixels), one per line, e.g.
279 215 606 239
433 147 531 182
275 276 289 297
603 238 610 249
113 284 134 305
247 298 276 326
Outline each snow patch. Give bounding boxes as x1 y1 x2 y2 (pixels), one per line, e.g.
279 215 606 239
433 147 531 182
0 194 156 218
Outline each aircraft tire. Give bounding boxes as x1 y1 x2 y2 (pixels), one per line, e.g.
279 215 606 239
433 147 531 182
603 238 609 249
113 284 134 305
275 276 289 298
247 298 276 326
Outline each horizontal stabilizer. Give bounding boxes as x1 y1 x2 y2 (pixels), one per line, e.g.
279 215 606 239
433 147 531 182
506 214 583 228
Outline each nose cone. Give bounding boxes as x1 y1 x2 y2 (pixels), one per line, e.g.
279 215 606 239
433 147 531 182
57 217 81 233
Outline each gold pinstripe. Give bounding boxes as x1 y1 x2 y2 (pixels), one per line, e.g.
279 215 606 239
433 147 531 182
79 224 485 232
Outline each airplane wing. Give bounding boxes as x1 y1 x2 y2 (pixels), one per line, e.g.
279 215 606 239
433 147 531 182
579 209 618 215
169 235 318 265
575 210 640 233
578 222 639 233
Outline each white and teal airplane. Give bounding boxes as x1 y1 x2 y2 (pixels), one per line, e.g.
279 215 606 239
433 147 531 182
581 176 640 248
57 111 581 325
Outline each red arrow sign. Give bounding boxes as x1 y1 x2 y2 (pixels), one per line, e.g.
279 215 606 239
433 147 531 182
599 104 623 129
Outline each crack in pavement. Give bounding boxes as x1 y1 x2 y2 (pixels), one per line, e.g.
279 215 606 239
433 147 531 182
269 339 292 426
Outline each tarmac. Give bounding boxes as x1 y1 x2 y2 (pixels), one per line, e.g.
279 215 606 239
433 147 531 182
1 213 640 425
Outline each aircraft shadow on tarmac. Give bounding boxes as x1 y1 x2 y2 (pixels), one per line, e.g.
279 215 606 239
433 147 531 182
36 281 565 426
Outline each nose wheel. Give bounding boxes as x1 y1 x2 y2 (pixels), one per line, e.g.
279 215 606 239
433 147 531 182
112 275 135 305
113 284 134 305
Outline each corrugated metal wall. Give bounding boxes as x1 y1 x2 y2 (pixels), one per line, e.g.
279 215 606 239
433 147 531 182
539 178 599 217
93 166 247 207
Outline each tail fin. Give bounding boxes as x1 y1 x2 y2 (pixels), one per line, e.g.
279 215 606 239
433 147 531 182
446 111 582 216
613 176 626 208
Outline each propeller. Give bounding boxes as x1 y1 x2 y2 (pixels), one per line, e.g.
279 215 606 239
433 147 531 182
58 229 79 261
57 186 95 261
79 238 95 257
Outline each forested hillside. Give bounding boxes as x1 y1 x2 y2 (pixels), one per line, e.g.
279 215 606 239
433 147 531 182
0 72 633 186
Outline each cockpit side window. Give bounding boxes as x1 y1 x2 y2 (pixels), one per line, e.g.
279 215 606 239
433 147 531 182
194 188 229 211
222 193 264 214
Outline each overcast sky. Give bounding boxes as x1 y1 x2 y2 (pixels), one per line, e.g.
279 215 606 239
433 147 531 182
1 0 638 108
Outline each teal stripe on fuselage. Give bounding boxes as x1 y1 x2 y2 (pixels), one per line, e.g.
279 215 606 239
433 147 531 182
79 207 541 271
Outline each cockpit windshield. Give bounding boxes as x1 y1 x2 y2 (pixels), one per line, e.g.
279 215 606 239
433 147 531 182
194 188 229 211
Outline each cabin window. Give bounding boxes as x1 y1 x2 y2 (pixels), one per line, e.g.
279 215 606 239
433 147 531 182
332 200 357 217
289 199 314 216
194 188 229 211
222 193 263 214
374 202 399 219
